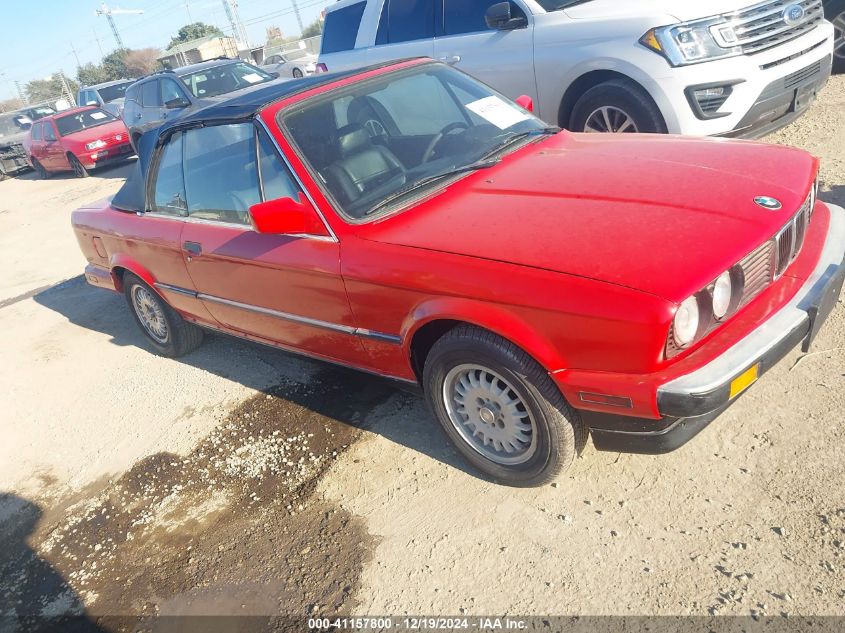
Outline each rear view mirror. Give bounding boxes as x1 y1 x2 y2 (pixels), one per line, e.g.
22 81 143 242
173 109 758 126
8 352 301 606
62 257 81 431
485 2 528 30
515 95 534 113
248 194 329 236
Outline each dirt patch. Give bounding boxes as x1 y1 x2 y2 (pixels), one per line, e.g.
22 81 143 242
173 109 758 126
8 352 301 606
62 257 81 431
0 370 398 624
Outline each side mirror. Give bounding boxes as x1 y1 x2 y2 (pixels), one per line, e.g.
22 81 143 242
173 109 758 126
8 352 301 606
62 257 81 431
269 71 280 79
248 194 329 236
165 97 190 109
514 95 534 113
485 2 527 30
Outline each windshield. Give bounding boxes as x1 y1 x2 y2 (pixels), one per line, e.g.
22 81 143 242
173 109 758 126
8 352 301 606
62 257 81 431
0 116 24 137
282 64 550 221
178 62 273 99
55 109 118 136
536 0 594 11
97 81 133 103
27 106 56 121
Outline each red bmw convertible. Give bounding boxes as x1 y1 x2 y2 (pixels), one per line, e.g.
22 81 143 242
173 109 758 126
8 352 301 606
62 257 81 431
71 58 845 486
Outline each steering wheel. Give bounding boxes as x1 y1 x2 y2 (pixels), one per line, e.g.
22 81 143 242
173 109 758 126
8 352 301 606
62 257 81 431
422 122 469 163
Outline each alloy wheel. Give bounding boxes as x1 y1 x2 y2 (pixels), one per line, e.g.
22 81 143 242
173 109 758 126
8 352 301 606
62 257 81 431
131 285 169 344
834 12 845 61
583 106 639 133
442 364 538 466
70 155 88 178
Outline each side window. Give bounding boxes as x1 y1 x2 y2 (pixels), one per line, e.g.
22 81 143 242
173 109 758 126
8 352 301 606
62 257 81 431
151 131 187 216
161 79 185 106
384 0 435 44
43 124 57 141
183 123 259 224
443 0 525 36
141 80 162 108
31 122 43 141
126 84 139 105
257 127 300 202
321 2 366 54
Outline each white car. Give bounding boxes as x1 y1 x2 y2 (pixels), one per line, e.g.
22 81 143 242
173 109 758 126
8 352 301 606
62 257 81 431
316 0 835 137
262 51 318 78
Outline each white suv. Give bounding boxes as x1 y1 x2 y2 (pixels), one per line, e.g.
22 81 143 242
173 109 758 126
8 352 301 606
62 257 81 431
317 0 835 137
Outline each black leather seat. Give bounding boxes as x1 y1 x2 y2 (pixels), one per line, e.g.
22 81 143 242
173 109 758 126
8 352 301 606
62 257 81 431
323 125 405 208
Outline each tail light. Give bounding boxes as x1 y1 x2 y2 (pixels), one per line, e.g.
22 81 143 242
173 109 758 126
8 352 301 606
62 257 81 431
315 63 329 74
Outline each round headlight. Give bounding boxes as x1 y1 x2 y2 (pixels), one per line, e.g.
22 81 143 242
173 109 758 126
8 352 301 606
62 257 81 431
673 295 700 348
712 271 733 320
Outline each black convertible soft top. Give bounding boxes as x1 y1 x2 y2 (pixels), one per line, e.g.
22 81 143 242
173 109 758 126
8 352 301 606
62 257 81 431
111 60 424 213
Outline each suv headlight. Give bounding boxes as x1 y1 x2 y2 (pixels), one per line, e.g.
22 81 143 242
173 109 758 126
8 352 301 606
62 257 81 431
641 17 743 66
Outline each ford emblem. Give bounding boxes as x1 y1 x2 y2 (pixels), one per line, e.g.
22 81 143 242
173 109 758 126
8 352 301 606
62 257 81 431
783 4 805 26
754 196 783 210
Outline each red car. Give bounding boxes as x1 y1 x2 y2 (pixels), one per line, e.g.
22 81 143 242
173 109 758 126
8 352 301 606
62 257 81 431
71 59 845 487
24 106 133 178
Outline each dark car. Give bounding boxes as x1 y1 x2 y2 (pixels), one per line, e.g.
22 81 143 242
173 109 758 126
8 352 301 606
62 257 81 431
0 106 57 180
78 79 135 117
825 0 845 72
122 58 279 147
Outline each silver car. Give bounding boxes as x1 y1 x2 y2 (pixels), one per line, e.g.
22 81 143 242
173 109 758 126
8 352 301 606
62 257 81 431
261 50 317 78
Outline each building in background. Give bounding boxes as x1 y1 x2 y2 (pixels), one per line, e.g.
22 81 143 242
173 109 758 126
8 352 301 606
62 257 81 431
158 34 239 69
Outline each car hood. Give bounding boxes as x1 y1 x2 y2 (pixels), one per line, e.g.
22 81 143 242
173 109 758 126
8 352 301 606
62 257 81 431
357 133 817 303
564 0 757 22
0 129 27 146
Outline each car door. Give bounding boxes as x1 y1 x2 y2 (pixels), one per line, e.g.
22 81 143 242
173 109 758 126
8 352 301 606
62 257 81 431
366 0 435 65
42 121 65 171
178 121 369 365
433 0 537 106
27 122 43 164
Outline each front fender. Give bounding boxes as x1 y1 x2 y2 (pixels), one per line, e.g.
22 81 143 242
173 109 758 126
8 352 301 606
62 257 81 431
401 297 569 374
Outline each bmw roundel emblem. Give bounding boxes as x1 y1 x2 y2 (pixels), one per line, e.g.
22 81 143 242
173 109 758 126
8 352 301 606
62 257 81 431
754 196 783 210
783 4 805 26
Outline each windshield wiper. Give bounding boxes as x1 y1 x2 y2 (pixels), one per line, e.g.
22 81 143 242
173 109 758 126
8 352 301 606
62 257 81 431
480 126 560 161
365 158 501 216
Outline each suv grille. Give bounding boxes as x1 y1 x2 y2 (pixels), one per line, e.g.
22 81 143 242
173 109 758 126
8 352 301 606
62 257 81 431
731 0 825 55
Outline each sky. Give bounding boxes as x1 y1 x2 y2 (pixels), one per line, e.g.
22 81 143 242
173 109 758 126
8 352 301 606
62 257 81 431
0 0 326 101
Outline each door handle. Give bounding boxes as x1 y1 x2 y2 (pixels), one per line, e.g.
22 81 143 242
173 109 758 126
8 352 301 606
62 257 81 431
183 241 202 257
136 113 143 119
438 55 461 65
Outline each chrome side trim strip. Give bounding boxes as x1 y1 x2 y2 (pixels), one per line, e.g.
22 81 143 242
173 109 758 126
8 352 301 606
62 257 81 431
154 282 198 297
659 203 845 398
155 284 402 345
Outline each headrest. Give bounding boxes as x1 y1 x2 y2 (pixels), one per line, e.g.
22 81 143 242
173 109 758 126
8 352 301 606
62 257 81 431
337 125 370 156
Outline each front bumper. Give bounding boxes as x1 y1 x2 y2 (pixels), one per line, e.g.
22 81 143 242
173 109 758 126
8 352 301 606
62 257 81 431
80 142 134 169
585 203 845 454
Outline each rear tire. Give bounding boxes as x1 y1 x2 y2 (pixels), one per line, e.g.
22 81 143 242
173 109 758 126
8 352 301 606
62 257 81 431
32 159 50 179
69 154 89 178
570 79 667 134
123 272 204 357
292 68 304 78
423 325 586 487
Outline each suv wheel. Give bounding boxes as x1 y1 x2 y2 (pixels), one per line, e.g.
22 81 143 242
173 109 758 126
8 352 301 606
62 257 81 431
830 0 845 73
423 326 586 487
570 79 667 134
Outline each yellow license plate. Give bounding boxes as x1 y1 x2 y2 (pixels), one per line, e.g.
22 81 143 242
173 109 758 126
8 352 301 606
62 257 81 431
730 364 760 399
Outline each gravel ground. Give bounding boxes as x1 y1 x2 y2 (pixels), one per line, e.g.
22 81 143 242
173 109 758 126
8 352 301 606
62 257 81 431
0 77 843 628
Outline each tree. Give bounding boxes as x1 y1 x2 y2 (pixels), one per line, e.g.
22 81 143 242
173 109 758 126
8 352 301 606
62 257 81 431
101 48 131 80
301 18 322 39
25 75 78 104
77 62 109 86
168 22 224 49
0 97 23 113
123 48 162 77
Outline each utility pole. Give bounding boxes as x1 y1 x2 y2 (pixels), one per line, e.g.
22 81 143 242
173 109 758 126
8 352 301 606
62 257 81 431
70 43 82 68
95 2 144 49
14 81 27 105
58 71 76 107
222 0 249 47
93 28 105 57
185 0 193 22
291 0 305 35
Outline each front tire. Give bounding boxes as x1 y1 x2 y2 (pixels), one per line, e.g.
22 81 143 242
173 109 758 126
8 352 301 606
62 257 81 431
570 79 667 134
423 326 586 487
123 273 204 357
32 159 50 179
292 68 304 78
69 154 89 178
